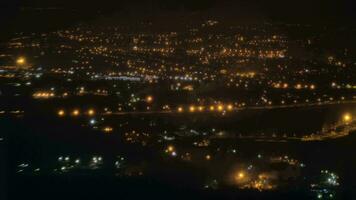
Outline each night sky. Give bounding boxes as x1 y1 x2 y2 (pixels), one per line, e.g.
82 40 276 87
0 0 355 40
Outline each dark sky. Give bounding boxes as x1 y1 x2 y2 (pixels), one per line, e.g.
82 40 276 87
0 0 355 39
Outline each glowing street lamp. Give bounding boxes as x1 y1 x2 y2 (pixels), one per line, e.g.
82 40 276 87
178 107 183 113
103 126 113 133
343 113 352 123
16 57 26 65
72 109 80 116
58 110 65 117
146 95 153 103
238 172 245 179
87 109 95 116
227 104 233 111
167 145 174 152
234 171 247 183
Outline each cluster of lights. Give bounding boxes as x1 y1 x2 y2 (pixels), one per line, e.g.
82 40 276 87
165 145 177 157
103 126 113 133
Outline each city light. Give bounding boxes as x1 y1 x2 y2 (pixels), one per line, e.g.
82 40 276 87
167 145 174 152
33 92 55 99
16 57 26 65
146 95 153 103
103 126 113 133
189 106 196 112
87 109 95 116
343 113 352 123
72 109 80 116
178 107 183 113
238 172 245 179
227 104 233 111
90 119 96 125
58 110 65 117
3 13 354 198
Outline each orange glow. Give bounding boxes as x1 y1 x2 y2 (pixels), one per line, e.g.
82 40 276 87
178 107 183 113
189 106 195 112
103 126 113 133
343 113 352 123
72 109 80 116
16 57 25 65
235 171 245 180
146 95 153 103
167 145 175 152
295 84 302 89
198 106 204 112
88 109 95 116
227 104 233 111
58 110 65 117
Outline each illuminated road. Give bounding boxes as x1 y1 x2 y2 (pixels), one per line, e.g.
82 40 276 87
100 100 356 142
102 100 356 116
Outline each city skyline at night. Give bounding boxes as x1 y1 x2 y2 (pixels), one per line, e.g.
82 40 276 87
1 1 356 200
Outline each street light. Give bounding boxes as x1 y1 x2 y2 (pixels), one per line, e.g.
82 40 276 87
227 104 233 111
58 110 65 117
16 57 26 65
177 107 183 113
146 95 153 103
189 106 195 112
72 109 80 116
88 109 95 116
343 113 352 123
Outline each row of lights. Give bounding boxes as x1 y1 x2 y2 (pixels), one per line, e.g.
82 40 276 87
177 104 234 113
57 109 95 117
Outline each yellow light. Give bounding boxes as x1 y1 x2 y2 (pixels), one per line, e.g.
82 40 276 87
103 126 113 133
227 104 233 111
343 113 352 123
167 145 174 152
16 57 25 65
209 106 215 111
146 95 153 103
189 106 195 112
72 109 80 116
88 109 95 116
178 107 183 112
58 110 65 117
237 172 245 179
217 105 224 111
205 154 211 160
198 106 204 112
